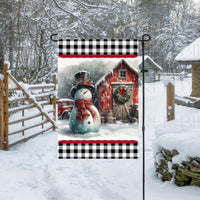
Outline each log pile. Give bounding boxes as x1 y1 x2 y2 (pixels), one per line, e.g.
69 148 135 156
155 148 200 187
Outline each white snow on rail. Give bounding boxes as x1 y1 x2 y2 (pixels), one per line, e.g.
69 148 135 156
7 71 57 128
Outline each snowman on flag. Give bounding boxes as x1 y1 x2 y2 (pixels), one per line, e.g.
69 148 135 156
69 71 101 134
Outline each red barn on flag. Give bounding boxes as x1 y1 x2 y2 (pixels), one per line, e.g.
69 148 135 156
95 59 138 123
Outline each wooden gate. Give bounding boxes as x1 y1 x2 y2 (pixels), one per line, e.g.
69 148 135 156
0 64 57 150
112 84 134 122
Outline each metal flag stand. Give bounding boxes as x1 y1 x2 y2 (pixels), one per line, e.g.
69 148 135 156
139 34 151 200
50 34 151 200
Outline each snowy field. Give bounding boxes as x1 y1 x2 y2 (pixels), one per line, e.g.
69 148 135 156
1 77 200 200
58 120 138 141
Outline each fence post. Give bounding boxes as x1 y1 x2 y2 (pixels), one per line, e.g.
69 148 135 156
0 77 4 149
53 74 56 130
166 82 175 121
42 87 44 132
4 64 9 150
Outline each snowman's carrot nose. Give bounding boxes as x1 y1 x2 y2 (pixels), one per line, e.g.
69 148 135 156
83 90 88 95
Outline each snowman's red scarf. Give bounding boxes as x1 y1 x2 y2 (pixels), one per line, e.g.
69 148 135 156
75 99 97 122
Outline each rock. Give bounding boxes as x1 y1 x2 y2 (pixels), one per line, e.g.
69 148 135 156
172 163 179 170
191 157 200 163
176 168 191 182
191 178 200 186
171 149 179 156
179 167 200 179
190 166 200 173
191 161 200 168
162 171 173 182
174 180 186 187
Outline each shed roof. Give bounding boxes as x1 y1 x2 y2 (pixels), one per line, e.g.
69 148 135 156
175 37 200 62
95 59 138 88
138 55 163 70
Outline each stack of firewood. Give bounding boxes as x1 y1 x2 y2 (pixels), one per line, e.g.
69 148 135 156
155 148 200 187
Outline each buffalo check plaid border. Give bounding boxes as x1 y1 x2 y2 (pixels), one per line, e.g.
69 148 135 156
58 39 139 159
58 39 138 56
58 142 138 159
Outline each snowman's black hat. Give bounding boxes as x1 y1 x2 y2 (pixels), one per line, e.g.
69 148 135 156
70 70 95 98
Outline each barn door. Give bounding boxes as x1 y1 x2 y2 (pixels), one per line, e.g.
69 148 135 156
112 84 133 122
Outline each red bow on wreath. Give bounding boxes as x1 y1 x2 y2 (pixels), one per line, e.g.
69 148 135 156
120 87 126 96
75 99 97 122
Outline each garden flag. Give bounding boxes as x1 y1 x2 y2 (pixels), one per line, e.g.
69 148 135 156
58 39 139 159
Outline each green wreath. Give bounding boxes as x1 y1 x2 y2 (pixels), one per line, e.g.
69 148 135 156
114 85 131 104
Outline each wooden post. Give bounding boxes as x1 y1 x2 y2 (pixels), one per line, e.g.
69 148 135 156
22 101 25 136
167 82 175 121
0 77 4 149
53 74 56 130
4 64 9 150
22 79 25 136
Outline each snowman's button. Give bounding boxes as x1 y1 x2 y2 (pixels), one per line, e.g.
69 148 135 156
88 114 90 116
88 121 91 124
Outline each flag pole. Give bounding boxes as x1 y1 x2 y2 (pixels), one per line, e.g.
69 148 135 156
139 34 151 200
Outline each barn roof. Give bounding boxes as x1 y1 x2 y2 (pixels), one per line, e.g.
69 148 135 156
95 59 138 88
138 55 163 70
175 37 200 62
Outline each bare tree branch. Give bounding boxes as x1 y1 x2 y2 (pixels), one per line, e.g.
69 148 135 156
52 0 81 21
42 0 58 22
74 0 111 10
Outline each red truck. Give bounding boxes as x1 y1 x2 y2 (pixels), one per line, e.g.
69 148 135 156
57 98 74 119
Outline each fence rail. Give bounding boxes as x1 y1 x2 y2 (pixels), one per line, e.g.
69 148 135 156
0 64 57 150
158 72 185 80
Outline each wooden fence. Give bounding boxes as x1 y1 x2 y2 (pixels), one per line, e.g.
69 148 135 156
158 73 185 81
0 64 57 150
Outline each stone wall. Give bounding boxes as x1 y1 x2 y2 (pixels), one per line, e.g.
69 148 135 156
155 148 200 187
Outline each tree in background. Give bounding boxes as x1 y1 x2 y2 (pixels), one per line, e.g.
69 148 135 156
0 38 4 74
0 0 199 82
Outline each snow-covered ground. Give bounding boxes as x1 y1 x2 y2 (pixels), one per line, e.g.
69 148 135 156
58 120 138 140
1 77 200 200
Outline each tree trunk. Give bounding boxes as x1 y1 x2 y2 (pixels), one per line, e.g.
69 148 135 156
0 39 4 74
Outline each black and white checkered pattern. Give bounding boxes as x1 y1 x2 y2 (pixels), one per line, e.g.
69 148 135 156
58 39 138 55
58 143 138 159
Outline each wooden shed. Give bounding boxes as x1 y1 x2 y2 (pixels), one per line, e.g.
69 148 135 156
95 59 138 123
175 37 200 97
138 55 163 82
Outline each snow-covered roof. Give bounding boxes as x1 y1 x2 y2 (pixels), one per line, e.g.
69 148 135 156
138 55 163 70
95 59 138 88
175 37 200 62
